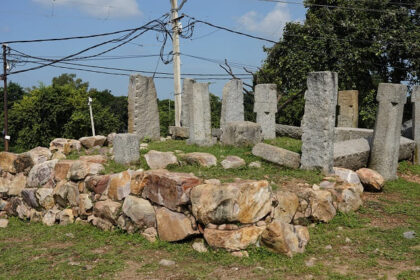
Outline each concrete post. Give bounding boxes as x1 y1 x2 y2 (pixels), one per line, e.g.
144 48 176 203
220 79 244 128
337 90 359 128
369 83 407 180
181 78 195 128
254 84 277 140
413 86 420 164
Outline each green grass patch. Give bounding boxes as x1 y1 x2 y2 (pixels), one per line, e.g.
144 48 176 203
264 137 302 153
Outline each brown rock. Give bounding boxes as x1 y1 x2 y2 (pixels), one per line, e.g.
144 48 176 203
27 147 52 165
50 138 81 155
0 152 18 173
156 207 197 242
142 227 158 242
191 180 272 225
183 152 217 167
144 150 178 169
108 171 131 201
2 173 27 196
52 151 66 160
93 199 122 224
85 175 110 194
53 180 80 207
204 226 265 251
273 191 299 223
356 168 385 192
79 135 107 149
142 169 202 211
14 153 34 174
296 189 337 223
130 170 145 195
79 155 107 164
68 160 104 181
261 220 310 257
54 160 75 181
122 195 156 228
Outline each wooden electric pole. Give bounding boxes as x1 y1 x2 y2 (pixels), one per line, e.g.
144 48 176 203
170 0 182 127
2 44 9 152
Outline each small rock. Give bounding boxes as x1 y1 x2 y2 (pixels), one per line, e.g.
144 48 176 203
159 259 175 266
140 143 149 150
142 227 157 243
192 239 208 253
356 168 385 192
221 156 246 169
183 152 217 167
325 245 332 250
403 231 416 239
231 251 249 258
248 161 261 168
43 209 59 226
59 209 74 225
305 257 317 267
338 226 343 231
0 218 8 228
65 233 75 238
345 237 351 243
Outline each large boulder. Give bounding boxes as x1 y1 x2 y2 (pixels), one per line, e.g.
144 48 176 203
142 169 202 211
156 207 197 242
36 188 55 210
53 181 80 207
53 160 75 182
191 180 272 225
221 156 246 169
93 199 122 224
144 150 178 169
204 225 265 251
68 160 104 181
356 168 385 192
49 138 81 155
21 188 39 209
220 121 262 146
261 220 310 257
27 147 52 165
108 171 131 201
27 160 58 188
0 173 27 196
79 135 107 149
182 152 217 167
122 195 156 228
294 189 337 224
14 153 34 174
273 191 299 223
333 167 362 185
85 175 110 194
252 143 301 169
0 152 18 173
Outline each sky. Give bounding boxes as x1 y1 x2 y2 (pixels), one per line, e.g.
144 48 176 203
0 0 307 100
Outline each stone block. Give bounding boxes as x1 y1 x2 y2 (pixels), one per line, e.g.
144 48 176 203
337 90 359 128
169 126 189 139
181 78 195 127
254 84 277 140
220 121 262 146
412 86 420 163
252 143 300 169
334 138 370 170
275 124 303 139
220 79 244 128
113 133 140 165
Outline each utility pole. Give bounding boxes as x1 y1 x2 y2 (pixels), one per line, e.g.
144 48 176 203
2 44 9 152
170 0 182 127
88 97 96 136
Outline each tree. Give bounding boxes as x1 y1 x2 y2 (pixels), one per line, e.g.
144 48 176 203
256 0 420 128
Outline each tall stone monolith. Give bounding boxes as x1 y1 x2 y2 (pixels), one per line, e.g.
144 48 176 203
337 90 359 128
128 74 160 140
220 79 244 128
301 71 338 174
187 82 215 146
413 86 420 164
254 84 277 139
181 78 195 128
369 83 407 180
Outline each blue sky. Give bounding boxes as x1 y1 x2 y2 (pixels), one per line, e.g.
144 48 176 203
1 0 306 99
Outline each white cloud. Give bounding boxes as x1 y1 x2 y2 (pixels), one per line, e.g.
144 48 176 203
33 0 142 18
237 3 291 40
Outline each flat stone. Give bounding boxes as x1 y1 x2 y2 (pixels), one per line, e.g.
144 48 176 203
191 180 272 225
144 150 178 169
276 124 302 139
356 168 385 192
156 207 196 242
79 135 107 149
333 138 370 170
122 195 156 229
220 79 244 128
142 169 202 211
249 161 262 168
221 121 262 146
252 143 300 169
181 78 194 127
273 191 299 223
254 84 277 139
221 156 246 169
108 171 131 201
204 226 265 251
183 152 217 167
93 199 122 224
403 231 416 239
27 160 58 187
113 133 140 165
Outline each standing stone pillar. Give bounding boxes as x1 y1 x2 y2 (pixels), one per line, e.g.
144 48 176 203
220 79 244 128
413 86 420 164
128 74 160 140
369 83 407 180
254 84 277 140
181 78 195 128
301 72 338 174
337 90 359 128
187 82 215 146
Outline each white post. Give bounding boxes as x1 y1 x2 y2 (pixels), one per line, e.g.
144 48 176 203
170 0 182 127
88 97 96 136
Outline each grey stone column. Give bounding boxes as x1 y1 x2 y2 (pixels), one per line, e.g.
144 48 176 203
187 82 215 146
128 74 160 140
337 90 359 128
369 83 407 180
301 71 338 174
181 78 195 128
413 86 420 164
254 84 277 139
220 79 244 128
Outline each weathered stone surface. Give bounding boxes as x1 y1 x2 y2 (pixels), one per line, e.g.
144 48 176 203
261 220 310 257
79 155 107 164
93 199 121 224
68 160 104 181
333 138 370 170
128 170 145 195
59 209 74 225
191 180 272 225
249 161 262 168
42 209 59 226
252 143 300 169
333 167 361 185
53 181 80 207
276 124 303 139
204 226 265 251
108 171 131 201
369 83 407 180
181 78 195 127
0 218 8 228
0 152 18 173
22 188 39 209
79 135 107 149
273 191 299 223
52 151 66 160
14 153 34 174
187 82 215 146
183 152 217 167
294 189 336 224
113 133 140 165
85 175 110 194
49 138 81 155
333 185 362 213
107 132 116 146
53 160 75 181
79 194 93 215
192 238 208 253
337 90 359 128
27 147 52 165
5 197 29 219
3 173 27 196
301 72 338 174
221 156 246 169
221 121 262 146
122 195 156 228
142 169 202 211
221 79 244 128
156 207 196 242
356 168 385 192
91 216 114 231
142 227 158 242
169 126 189 139
399 137 415 161
128 74 160 140
144 150 178 169
335 127 374 142
36 188 55 210
254 84 277 139
27 160 58 187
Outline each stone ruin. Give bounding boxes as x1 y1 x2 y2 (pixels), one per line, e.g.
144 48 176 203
254 84 277 140
337 90 359 128
220 79 244 128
